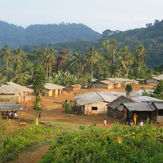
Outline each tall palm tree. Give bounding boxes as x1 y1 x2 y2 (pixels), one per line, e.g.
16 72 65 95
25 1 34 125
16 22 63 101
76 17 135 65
86 46 99 79
12 47 26 73
110 40 118 64
56 50 69 71
42 47 56 78
7 47 29 85
0 45 11 72
70 51 85 78
136 45 146 73
118 46 133 77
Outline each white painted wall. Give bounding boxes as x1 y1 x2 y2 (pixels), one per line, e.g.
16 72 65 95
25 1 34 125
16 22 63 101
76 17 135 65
84 101 108 115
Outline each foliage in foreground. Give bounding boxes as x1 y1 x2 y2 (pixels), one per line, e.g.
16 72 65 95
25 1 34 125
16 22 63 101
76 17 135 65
41 124 163 163
0 122 52 163
143 80 163 99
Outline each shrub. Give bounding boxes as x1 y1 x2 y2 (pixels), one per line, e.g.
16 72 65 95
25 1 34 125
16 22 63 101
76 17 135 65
0 125 52 162
40 125 163 163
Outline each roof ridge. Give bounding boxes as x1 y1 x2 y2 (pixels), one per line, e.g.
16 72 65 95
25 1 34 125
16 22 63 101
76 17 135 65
96 92 105 102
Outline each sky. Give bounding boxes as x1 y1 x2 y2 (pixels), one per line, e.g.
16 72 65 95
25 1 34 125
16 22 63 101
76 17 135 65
0 0 163 33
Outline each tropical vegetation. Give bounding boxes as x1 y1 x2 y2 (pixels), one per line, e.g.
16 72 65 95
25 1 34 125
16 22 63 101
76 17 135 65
41 123 163 163
0 39 158 86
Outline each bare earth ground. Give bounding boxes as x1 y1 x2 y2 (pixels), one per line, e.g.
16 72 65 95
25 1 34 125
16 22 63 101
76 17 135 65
14 84 155 163
19 84 155 125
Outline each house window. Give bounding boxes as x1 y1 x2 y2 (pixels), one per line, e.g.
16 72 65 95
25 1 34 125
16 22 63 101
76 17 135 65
158 110 163 116
92 107 98 110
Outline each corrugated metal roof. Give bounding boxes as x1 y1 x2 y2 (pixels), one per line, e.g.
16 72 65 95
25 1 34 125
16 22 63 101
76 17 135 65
0 82 33 95
44 83 64 90
75 91 125 106
131 96 163 102
123 102 155 111
152 74 163 81
107 95 134 110
6 82 33 93
0 85 21 94
105 78 123 84
153 102 163 110
0 102 22 111
74 92 104 105
99 80 115 85
98 91 125 102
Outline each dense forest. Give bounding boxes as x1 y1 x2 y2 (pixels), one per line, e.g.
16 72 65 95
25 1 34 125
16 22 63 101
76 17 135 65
103 20 163 67
0 39 158 86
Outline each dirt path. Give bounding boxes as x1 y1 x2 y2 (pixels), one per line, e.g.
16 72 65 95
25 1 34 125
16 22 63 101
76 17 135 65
14 144 49 163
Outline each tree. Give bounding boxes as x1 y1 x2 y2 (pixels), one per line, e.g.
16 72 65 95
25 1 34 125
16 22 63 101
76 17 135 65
56 50 69 71
70 51 85 78
125 84 132 96
136 45 146 73
31 64 46 125
0 45 11 77
118 46 133 77
153 80 163 99
42 47 56 78
86 46 99 80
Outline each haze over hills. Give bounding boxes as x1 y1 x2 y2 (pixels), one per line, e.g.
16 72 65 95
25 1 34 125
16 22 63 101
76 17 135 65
0 20 101 49
0 20 163 67
49 20 162 67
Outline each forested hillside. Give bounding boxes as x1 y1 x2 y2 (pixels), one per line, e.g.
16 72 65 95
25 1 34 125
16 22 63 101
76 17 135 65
102 20 163 67
26 20 162 67
0 21 101 49
0 20 163 68
41 20 162 68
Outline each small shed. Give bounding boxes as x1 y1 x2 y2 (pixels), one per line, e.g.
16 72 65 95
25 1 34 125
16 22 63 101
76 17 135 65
44 83 65 96
66 84 82 92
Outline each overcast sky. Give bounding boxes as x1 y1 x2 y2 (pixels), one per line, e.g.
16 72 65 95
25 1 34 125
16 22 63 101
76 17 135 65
0 0 163 33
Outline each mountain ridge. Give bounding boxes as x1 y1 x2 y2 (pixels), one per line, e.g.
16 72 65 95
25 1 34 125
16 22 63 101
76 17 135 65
0 20 101 48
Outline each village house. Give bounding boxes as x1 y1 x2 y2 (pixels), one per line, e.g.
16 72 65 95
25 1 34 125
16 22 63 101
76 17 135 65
153 102 163 123
107 95 163 123
146 74 163 84
74 91 125 115
91 80 115 89
107 96 134 119
92 78 139 89
66 84 82 92
0 82 33 102
44 83 64 97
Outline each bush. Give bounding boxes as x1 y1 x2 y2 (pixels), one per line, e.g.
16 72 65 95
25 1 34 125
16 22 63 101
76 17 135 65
0 125 52 162
40 125 163 163
64 102 72 113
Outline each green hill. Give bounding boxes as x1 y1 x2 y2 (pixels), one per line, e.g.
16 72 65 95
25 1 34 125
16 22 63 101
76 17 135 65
0 21 101 49
102 20 163 67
